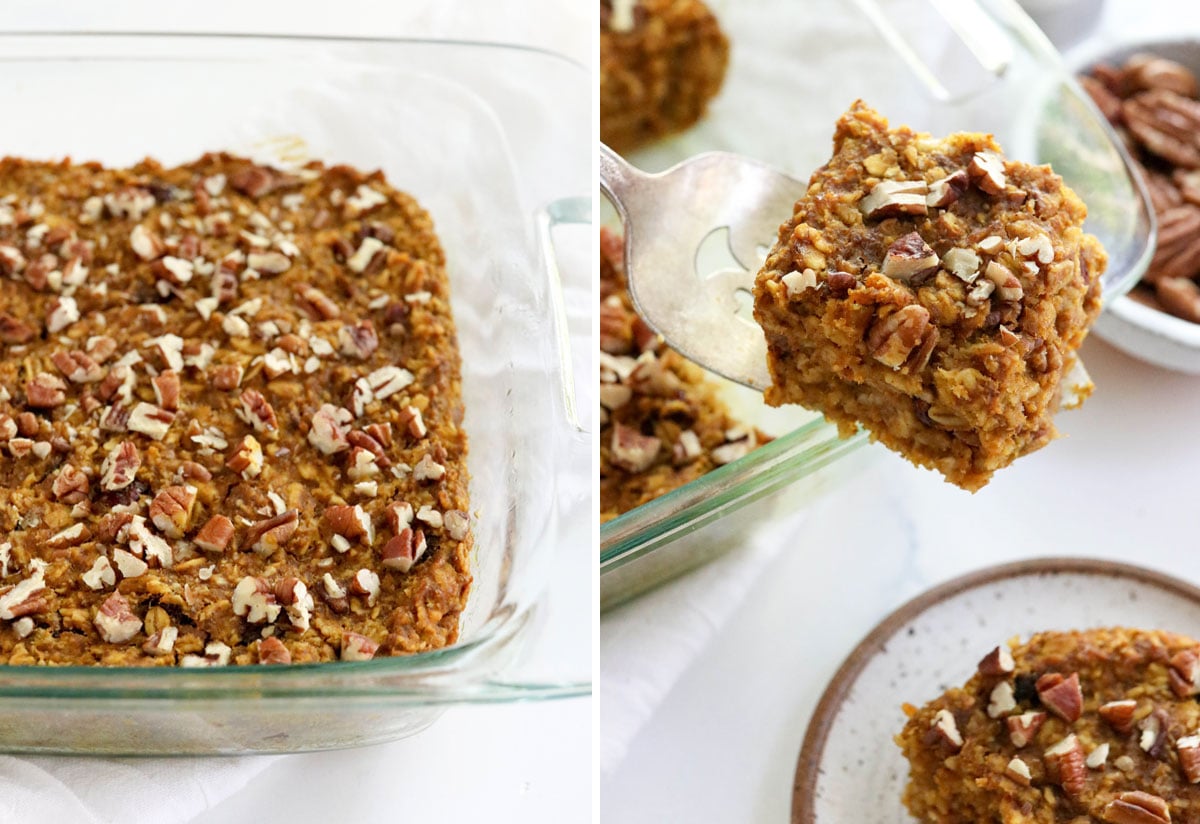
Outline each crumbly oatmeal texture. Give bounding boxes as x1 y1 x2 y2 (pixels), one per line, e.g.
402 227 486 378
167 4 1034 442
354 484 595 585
600 0 729 153
599 228 763 523
0 153 471 666
897 628 1200 824
753 102 1106 491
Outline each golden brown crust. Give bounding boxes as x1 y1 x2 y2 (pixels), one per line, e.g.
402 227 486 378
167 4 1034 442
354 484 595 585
753 102 1106 491
599 228 763 523
600 0 729 152
0 153 471 666
897 628 1200 823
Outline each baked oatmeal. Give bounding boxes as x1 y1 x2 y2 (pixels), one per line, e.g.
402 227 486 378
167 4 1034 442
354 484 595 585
600 227 764 522
753 101 1106 491
0 153 471 666
600 0 729 153
897 628 1200 823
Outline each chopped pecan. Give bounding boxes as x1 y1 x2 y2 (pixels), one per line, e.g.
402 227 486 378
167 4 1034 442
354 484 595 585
978 645 1015 677
969 151 1007 194
1170 648 1200 697
52 350 104 383
127 402 175 440
338 320 379 359
880 232 939 282
151 370 181 411
210 363 244 392
867 304 937 372
142 626 178 656
246 251 291 274
0 312 35 343
231 575 281 623
149 485 197 538
93 512 134 543
1177 735 1200 783
1007 711 1046 748
129 224 165 261
381 527 427 572
926 169 969 208
859 179 928 219
245 509 299 555
349 568 381 606
52 464 90 503
1099 699 1138 735
229 164 292 198
930 709 963 751
296 284 341 320
984 260 1024 302
100 441 141 491
609 422 660 473
987 681 1017 719
46 523 91 549
1004 757 1032 786
226 434 264 479
1140 709 1171 758
444 510 469 542
307 404 352 454
193 514 235 552
322 504 373 544
94 591 141 643
25 373 66 408
1045 734 1087 797
237 389 278 433
340 631 378 661
1036 672 1083 722
258 636 291 664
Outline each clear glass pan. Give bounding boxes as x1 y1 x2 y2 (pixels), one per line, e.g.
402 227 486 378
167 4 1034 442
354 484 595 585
600 0 1153 609
0 32 589 754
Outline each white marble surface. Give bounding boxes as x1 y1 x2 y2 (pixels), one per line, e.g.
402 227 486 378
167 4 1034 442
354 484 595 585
2 3 592 823
604 3 1200 821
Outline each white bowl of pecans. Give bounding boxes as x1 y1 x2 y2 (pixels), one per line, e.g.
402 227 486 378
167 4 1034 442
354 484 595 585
1080 41 1200 372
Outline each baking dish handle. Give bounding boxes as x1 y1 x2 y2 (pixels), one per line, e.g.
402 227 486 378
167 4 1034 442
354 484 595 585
536 195 591 436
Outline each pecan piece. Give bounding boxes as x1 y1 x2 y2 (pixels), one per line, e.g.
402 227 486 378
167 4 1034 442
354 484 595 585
1099 699 1138 735
609 422 660 473
859 179 928 219
194 514 235 553
149 485 197 538
226 434 264 479
978 645 1015 677
866 304 937 371
237 389 277 433
258 636 291 665
926 169 969 208
1170 648 1200 697
340 631 378 661
1045 733 1087 797
321 504 373 545
100 441 141 491
46 523 91 549
881 232 939 281
52 350 104 383
984 260 1023 302
381 527 427 573
0 312 34 343
307 404 352 454
152 371 181 411
25 373 66 408
296 284 341 320
349 568 381 606
1102 791 1172 824
1177 735 1200 783
245 509 299 555
1036 672 1083 722
130 224 165 261
210 363 244 392
1124 89 1200 168
94 591 141 644
1140 709 1171 758
930 709 963 751
338 320 379 359
231 576 280 623
52 464 90 503
1004 757 1032 786
1007 711 1046 748
127 402 175 440
969 151 1007 194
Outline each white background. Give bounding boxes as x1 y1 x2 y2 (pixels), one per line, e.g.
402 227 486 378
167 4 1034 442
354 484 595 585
2 2 593 823
603 2 1200 822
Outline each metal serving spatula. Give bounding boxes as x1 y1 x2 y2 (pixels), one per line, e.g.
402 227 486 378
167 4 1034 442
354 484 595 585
598 0 1154 391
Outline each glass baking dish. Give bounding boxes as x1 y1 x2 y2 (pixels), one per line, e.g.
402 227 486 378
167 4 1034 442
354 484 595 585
0 32 590 754
600 0 1153 610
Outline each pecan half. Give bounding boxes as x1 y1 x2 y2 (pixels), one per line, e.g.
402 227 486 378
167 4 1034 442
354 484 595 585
1102 791 1172 824
1124 89 1200 168
1044 734 1087 797
1126 54 1199 98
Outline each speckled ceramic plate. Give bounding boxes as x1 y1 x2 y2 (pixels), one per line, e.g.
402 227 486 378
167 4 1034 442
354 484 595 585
791 558 1200 823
